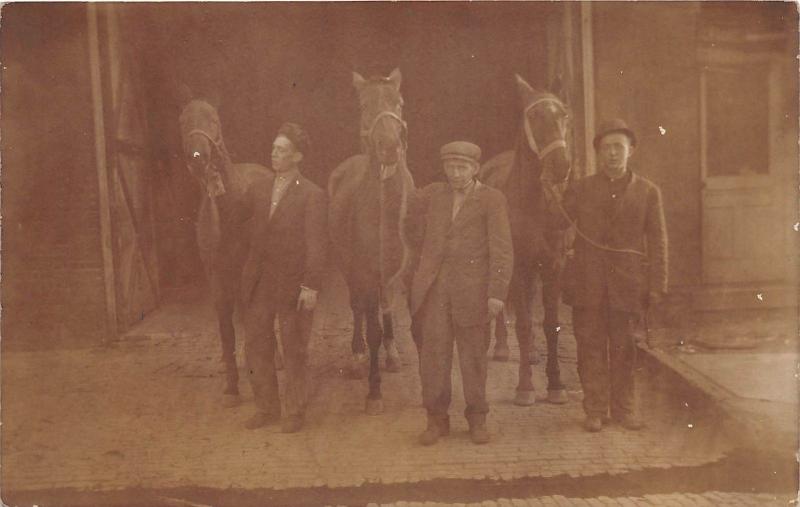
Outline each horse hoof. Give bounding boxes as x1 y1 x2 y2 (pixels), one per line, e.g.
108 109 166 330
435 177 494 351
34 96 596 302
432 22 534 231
493 344 510 361
546 389 569 405
221 394 240 408
385 355 401 373
514 390 536 406
365 397 384 415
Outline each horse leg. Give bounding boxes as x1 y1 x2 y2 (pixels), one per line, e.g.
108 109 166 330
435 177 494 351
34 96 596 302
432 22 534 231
216 298 240 408
382 311 401 373
349 303 368 379
364 301 384 415
273 316 285 371
492 308 510 361
511 274 536 406
542 260 568 404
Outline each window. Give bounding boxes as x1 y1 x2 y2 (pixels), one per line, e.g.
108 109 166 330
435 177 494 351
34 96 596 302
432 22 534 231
703 59 771 178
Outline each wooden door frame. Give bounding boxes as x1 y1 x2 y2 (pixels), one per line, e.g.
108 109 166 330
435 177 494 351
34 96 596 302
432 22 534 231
698 47 786 285
87 3 118 342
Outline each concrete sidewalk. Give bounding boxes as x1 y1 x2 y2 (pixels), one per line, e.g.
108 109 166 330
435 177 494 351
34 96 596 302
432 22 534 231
641 307 798 454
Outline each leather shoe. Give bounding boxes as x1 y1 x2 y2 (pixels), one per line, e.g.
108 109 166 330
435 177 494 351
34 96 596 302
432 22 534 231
281 414 305 433
615 415 644 431
583 416 603 432
419 416 449 446
244 411 280 430
469 423 490 445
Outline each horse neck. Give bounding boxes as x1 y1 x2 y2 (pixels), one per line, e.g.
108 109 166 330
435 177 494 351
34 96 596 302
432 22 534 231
205 144 246 221
506 132 542 208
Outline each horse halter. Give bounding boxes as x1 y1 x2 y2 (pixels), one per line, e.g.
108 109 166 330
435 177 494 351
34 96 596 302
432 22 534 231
523 97 568 161
361 110 408 149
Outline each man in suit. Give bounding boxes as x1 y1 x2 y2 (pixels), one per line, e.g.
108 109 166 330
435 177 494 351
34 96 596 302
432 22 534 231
241 123 327 433
408 141 513 446
559 119 668 432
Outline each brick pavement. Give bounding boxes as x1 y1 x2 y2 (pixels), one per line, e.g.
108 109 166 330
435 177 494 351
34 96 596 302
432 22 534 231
2 273 732 493
349 492 793 507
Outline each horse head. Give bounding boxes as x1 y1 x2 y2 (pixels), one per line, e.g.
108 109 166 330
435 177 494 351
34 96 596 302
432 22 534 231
515 74 571 186
178 92 229 198
353 68 407 176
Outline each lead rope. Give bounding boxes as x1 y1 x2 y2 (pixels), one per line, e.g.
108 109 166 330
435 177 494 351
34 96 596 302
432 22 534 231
544 182 647 257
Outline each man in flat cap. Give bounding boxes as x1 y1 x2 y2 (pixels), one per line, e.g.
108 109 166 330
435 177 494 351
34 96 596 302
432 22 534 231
407 141 513 445
558 119 667 432
240 122 327 433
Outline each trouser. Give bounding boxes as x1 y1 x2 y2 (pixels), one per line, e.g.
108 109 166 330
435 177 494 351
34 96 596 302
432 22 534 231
417 278 491 424
244 280 313 417
572 301 638 419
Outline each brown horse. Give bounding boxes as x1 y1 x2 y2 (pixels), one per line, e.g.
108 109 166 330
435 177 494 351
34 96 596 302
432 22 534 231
328 69 415 414
480 74 571 407
178 95 271 407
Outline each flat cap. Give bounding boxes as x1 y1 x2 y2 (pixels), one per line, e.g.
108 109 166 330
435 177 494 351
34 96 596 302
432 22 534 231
440 141 482 164
593 118 636 150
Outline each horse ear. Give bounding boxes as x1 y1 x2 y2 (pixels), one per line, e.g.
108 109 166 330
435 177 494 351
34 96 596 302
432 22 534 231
515 73 536 101
387 68 402 91
177 83 194 106
549 73 564 99
353 71 367 93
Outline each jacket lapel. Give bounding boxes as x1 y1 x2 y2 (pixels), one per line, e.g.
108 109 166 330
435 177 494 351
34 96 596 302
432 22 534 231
450 182 482 231
609 173 638 224
269 175 302 225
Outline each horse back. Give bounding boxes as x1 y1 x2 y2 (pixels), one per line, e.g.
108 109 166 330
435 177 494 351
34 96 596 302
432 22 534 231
328 154 369 200
479 150 515 191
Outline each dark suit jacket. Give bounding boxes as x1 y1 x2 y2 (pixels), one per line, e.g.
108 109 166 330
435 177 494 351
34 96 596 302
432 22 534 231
408 181 513 327
561 172 668 313
240 172 327 306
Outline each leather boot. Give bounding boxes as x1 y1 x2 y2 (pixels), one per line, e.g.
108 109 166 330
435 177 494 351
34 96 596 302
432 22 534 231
418 415 449 446
467 415 490 445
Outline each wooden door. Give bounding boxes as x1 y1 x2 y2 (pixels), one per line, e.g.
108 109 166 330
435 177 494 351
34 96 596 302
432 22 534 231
103 7 160 330
699 49 790 284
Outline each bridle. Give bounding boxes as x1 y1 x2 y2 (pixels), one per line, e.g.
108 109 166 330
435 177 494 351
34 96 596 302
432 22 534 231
361 109 408 180
523 97 568 161
185 127 225 174
361 110 408 150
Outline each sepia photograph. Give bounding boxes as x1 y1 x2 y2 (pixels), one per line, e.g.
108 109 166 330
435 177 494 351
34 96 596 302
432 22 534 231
1 2 797 506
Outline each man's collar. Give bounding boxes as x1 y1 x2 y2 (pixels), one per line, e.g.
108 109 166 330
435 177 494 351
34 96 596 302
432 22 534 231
453 179 478 195
602 169 632 183
275 168 300 181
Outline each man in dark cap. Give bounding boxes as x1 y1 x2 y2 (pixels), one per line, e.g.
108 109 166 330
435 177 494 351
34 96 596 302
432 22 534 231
407 141 513 445
558 119 668 432
240 122 327 433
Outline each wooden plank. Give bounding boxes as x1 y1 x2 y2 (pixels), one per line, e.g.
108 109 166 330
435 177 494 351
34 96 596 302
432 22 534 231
580 1 596 176
87 3 118 341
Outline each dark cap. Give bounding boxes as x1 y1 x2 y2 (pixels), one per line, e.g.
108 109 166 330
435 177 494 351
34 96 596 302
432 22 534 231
440 141 482 164
593 118 636 150
277 122 310 154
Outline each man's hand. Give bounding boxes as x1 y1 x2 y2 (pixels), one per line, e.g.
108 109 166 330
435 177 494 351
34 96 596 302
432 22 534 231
488 298 504 319
297 286 319 311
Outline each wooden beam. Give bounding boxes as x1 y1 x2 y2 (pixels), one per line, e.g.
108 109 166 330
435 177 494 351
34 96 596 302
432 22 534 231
580 1 596 176
87 4 118 342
